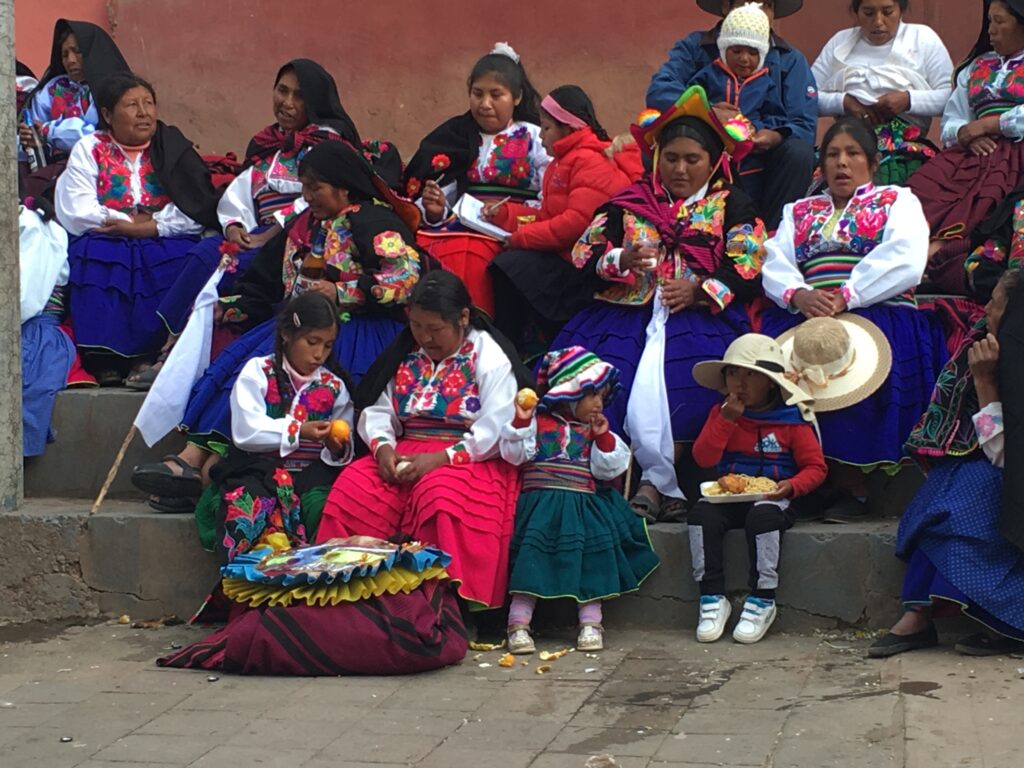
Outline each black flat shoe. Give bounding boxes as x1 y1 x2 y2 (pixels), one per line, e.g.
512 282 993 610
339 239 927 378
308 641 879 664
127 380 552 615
824 496 872 524
867 624 939 658
954 631 1024 657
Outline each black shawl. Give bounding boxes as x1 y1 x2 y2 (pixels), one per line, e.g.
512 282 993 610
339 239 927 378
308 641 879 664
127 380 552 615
999 276 1024 553
149 122 221 230
23 19 129 114
402 112 480 197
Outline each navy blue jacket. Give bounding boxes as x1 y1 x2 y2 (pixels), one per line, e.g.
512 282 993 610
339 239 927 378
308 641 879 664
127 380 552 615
690 60 789 134
647 23 818 143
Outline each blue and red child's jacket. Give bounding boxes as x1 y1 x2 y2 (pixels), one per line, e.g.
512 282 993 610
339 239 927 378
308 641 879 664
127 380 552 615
692 404 827 498
688 59 789 134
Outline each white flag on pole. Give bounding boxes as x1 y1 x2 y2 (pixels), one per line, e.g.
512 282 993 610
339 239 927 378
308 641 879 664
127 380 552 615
134 266 226 447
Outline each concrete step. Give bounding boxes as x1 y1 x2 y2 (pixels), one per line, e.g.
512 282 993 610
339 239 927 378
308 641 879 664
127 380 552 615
2 498 904 631
25 389 183 500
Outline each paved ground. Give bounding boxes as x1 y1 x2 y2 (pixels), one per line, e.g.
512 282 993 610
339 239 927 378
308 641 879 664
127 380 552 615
0 621 1021 768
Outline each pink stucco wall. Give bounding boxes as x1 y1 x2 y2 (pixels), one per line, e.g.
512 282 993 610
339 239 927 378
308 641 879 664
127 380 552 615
16 1 983 157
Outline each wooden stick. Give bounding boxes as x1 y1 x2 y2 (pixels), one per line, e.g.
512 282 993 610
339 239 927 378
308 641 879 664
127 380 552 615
624 447 635 499
90 424 137 515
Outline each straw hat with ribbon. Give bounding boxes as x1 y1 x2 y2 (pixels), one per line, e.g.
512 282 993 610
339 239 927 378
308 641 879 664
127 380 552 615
697 0 803 19
536 346 621 411
693 334 815 423
777 315 892 413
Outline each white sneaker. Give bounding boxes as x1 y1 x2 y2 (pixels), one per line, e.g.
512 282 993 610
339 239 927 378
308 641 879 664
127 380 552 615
577 624 604 651
732 597 777 644
507 625 536 654
696 595 731 643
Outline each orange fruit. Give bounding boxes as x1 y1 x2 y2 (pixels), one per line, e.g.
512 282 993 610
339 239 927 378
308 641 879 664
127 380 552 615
329 420 351 443
516 388 539 409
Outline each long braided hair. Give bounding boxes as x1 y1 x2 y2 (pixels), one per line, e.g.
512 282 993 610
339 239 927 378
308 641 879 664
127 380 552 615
272 292 353 411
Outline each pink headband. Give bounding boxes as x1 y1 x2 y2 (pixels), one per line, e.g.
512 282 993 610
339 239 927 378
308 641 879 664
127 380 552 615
541 95 588 130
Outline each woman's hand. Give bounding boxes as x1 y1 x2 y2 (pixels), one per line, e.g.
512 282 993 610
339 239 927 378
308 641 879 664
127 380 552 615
957 117 1002 149
968 136 999 157
765 479 794 501
968 333 1001 405
375 444 401 484
224 224 251 247
660 278 698 313
620 244 660 276
18 122 39 148
394 451 449 484
308 280 338 303
752 129 783 153
422 179 447 223
95 215 159 239
299 421 331 443
830 291 848 315
213 303 226 325
843 95 873 121
721 393 745 422
792 288 838 318
872 91 911 122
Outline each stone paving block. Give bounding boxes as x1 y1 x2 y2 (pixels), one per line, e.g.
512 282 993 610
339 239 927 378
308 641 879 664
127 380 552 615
654 731 778 765
322 729 446 763
0 700 69 727
379 680 494 712
770 736 900 768
472 680 597 719
3 725 100 768
673 706 787 736
135 708 252 737
300 762 408 768
589 679 697 709
442 716 564 751
416 746 539 768
568 701 686 731
7 679 103 704
75 763 182 768
225 717 351 751
173 680 305 713
92 733 220 764
260 701 367 724
354 707 469 738
189 745 318 767
531 756 650 768
546 725 669 757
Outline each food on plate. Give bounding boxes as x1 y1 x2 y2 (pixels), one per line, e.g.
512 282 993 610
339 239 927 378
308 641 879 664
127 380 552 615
704 474 778 497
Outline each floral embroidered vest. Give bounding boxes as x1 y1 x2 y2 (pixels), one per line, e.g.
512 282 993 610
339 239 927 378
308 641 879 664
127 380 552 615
967 51 1024 118
45 76 91 121
250 150 305 224
466 124 542 195
791 184 915 306
91 132 170 212
260 356 343 467
392 340 482 429
282 206 364 298
522 414 596 493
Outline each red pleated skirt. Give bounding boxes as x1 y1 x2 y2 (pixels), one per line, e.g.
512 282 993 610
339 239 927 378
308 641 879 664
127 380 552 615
317 437 520 608
416 231 503 317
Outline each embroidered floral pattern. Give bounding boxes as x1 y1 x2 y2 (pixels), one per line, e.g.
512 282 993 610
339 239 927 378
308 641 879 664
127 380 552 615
431 153 450 171
259 357 343 448
91 132 170 212
221 467 304 564
792 184 899 263
967 52 1024 116
572 212 610 269
702 278 735 310
391 340 481 426
467 124 539 190
45 76 90 122
975 412 1002 439
535 414 592 464
724 220 766 280
371 231 421 304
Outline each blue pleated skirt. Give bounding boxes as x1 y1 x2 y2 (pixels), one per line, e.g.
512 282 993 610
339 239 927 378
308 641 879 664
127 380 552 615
157 231 266 336
551 302 751 442
21 315 75 457
897 458 1024 639
759 305 947 466
67 233 200 357
181 314 403 445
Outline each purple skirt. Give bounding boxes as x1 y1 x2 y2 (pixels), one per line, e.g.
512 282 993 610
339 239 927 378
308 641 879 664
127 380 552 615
551 302 751 442
182 314 403 446
67 233 200 357
759 305 947 466
157 231 266 336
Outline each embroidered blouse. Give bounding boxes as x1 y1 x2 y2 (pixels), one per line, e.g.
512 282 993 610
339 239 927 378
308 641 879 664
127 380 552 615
570 180 766 308
422 121 552 224
974 402 1005 469
230 355 354 469
20 76 99 158
217 125 340 234
941 48 1024 146
500 413 631 493
812 23 953 131
762 183 929 311
55 132 203 237
360 328 517 466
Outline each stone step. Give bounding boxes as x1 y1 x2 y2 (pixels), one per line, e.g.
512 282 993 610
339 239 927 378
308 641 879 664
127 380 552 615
25 389 183 500
3 498 904 631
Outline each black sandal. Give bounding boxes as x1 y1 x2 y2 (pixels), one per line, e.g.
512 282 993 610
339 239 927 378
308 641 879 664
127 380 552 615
148 496 196 514
125 350 169 392
954 631 1024 657
96 369 124 388
629 483 661 523
131 455 203 498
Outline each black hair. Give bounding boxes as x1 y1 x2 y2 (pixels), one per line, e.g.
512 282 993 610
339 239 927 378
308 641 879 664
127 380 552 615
273 292 353 410
850 0 908 12
94 72 156 128
658 118 724 164
58 27 75 47
543 85 610 141
998 267 1023 296
407 269 475 328
959 1 1024 81
818 116 880 173
467 51 541 124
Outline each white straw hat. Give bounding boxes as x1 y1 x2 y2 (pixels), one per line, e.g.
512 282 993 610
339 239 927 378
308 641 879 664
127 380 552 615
693 333 813 409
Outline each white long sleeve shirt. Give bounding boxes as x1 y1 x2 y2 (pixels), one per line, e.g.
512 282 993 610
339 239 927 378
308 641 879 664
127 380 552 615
941 48 1024 147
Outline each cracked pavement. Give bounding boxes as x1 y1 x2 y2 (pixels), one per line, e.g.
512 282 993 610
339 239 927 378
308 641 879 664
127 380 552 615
0 622 1021 767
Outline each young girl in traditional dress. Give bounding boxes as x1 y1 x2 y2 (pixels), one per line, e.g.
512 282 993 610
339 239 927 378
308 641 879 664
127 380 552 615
500 346 660 653
403 42 551 315
212 291 354 563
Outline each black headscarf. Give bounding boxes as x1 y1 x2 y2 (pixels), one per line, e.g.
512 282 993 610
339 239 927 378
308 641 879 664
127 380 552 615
355 271 535 410
998 272 1024 552
149 121 222 230
16 60 36 79
23 19 129 114
402 112 481 197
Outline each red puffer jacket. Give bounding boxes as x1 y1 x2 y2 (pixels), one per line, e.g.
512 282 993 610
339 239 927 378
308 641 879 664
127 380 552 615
491 127 642 261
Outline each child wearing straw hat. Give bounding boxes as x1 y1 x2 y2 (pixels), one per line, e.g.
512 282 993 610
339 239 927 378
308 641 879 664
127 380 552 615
500 346 660 654
688 333 826 643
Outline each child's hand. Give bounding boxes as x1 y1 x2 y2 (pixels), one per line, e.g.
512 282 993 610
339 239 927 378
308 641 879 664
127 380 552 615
721 393 745 422
589 413 610 437
765 480 793 501
514 401 536 422
325 436 346 456
300 421 331 443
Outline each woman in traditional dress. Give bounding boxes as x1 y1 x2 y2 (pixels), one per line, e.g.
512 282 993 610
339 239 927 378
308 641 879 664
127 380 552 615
759 117 947 521
552 86 767 521
812 0 953 186
55 72 219 386
908 0 1024 294
870 269 1024 657
131 140 421 505
402 42 551 316
18 18 130 180
315 270 534 609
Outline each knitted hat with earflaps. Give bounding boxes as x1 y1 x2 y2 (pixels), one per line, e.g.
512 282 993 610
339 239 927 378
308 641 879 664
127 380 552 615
536 346 621 410
718 3 771 71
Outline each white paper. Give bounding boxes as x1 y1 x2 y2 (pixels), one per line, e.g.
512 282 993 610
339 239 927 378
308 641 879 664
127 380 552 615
453 193 511 242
